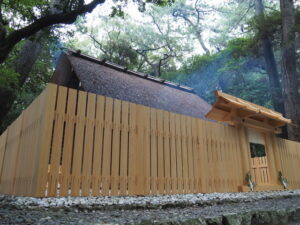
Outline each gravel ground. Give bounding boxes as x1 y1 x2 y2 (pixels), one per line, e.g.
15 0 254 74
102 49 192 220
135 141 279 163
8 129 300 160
1 190 300 225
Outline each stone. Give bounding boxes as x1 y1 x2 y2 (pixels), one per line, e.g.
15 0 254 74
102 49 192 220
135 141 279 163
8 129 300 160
205 216 223 225
180 218 207 225
223 213 242 225
252 211 271 225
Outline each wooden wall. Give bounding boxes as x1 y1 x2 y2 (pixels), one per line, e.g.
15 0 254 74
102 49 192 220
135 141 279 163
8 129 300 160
0 83 299 197
0 89 51 196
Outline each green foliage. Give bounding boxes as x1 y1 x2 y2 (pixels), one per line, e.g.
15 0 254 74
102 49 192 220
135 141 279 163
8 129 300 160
293 6 300 32
100 40 138 69
0 67 19 90
2 0 50 29
69 5 190 76
161 54 217 81
0 39 54 133
247 11 281 38
0 44 20 90
227 75 273 108
161 40 273 109
226 38 255 58
146 0 175 7
110 6 125 18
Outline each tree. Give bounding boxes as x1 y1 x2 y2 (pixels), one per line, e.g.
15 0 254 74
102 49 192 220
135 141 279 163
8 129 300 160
69 5 189 77
172 0 211 54
0 0 109 64
207 0 254 50
0 0 173 65
0 40 55 132
280 0 300 141
0 0 62 128
254 0 285 115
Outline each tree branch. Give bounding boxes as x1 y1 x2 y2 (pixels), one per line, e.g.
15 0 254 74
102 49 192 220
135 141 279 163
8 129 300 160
0 0 105 64
89 34 109 57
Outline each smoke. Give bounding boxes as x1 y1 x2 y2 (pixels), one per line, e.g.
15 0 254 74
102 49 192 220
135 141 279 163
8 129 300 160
170 50 271 106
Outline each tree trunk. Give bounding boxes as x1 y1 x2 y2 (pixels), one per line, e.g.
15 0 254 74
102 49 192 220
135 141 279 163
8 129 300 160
196 30 210 55
255 0 287 138
0 32 44 129
0 0 58 129
255 0 285 114
280 0 300 141
151 63 161 77
16 31 43 85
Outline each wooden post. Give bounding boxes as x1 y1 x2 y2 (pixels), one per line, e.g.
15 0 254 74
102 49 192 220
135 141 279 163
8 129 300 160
270 135 283 184
263 133 277 185
237 126 251 188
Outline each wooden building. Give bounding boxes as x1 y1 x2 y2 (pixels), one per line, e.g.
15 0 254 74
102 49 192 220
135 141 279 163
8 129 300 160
0 50 299 197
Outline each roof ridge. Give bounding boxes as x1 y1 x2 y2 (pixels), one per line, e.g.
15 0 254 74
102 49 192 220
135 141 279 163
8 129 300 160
65 49 195 94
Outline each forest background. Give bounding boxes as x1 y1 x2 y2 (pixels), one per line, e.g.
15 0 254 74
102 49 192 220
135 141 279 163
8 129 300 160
0 0 300 141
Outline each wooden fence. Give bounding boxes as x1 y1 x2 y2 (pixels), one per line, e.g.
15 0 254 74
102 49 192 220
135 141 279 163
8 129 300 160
0 83 300 197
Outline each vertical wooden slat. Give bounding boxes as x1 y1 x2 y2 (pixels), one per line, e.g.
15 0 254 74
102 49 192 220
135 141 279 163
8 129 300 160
81 93 96 196
225 126 232 191
102 97 113 195
128 103 137 195
157 110 164 194
232 127 242 191
206 121 213 192
191 118 200 193
92 95 105 196
135 105 146 195
186 116 194 193
237 126 251 190
111 99 121 196
70 90 87 196
60 88 77 196
150 108 158 194
175 114 183 193
144 106 151 195
225 126 231 191
198 120 208 193
180 115 188 193
169 112 177 194
218 125 226 192
163 111 171 194
120 101 129 195
211 123 218 192
232 127 240 191
48 86 68 196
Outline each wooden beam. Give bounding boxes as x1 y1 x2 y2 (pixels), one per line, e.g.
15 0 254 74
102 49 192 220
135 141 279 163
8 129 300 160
231 117 281 134
205 107 228 121
222 108 237 121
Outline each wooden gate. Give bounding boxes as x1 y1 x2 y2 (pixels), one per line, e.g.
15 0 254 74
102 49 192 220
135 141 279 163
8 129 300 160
248 129 271 185
250 156 270 184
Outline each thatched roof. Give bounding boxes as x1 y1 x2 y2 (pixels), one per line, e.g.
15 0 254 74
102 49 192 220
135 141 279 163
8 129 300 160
51 50 211 119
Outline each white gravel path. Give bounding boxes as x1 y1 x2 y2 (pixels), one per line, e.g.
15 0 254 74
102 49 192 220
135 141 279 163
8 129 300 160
3 189 300 209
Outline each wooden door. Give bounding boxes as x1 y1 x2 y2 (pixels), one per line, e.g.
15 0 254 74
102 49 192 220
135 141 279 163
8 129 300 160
248 129 271 185
250 155 270 184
